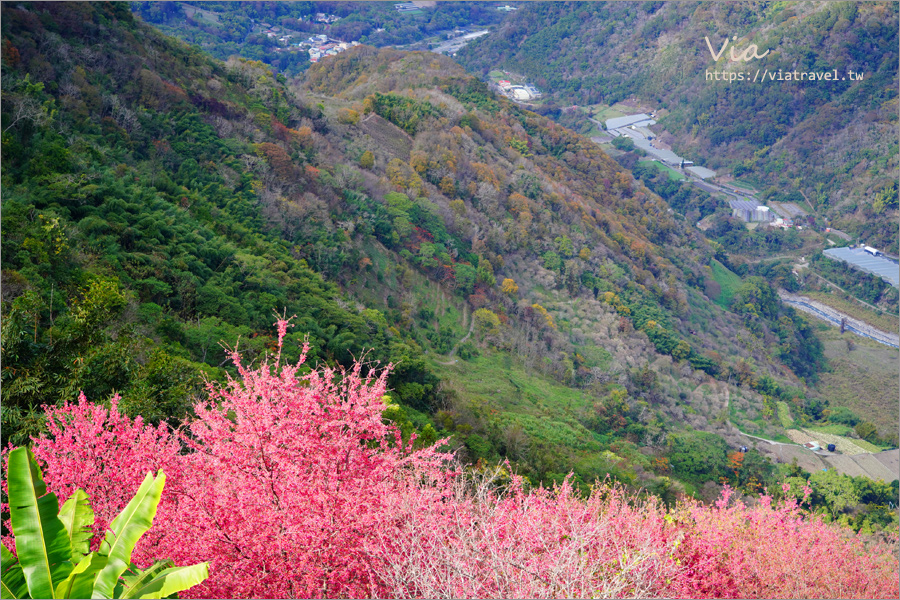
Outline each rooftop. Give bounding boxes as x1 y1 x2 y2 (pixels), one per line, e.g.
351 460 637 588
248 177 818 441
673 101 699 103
605 113 655 130
686 166 716 179
729 199 760 211
823 247 900 288
625 135 682 165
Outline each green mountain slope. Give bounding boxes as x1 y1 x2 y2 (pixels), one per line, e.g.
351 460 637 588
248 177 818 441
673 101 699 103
457 1 899 250
2 2 433 440
3 2 878 499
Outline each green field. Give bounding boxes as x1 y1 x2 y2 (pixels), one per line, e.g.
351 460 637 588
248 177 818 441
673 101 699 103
581 122 604 137
849 438 888 453
776 401 794 428
432 350 593 420
730 180 758 192
426 348 662 486
430 350 606 454
805 423 853 436
589 104 627 122
709 260 742 308
642 160 684 181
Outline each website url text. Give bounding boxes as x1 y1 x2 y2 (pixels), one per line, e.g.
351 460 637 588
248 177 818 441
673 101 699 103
705 69 864 83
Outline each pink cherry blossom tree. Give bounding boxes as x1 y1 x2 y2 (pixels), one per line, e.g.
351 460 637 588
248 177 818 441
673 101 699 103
27 318 453 598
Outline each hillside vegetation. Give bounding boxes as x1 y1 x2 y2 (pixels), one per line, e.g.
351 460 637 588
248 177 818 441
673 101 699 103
458 1 899 250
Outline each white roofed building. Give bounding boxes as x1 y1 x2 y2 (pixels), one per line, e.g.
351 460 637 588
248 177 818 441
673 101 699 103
605 113 656 131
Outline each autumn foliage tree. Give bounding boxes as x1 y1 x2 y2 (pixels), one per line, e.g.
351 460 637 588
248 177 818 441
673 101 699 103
500 278 519 297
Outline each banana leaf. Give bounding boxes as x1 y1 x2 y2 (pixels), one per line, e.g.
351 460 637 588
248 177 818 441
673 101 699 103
7 447 73 599
117 559 172 598
91 472 165 599
53 552 107 600
119 562 209 599
58 489 94 561
1 544 28 599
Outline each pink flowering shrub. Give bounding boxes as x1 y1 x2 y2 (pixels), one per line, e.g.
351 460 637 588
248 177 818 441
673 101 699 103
13 318 899 599
21 392 182 552
372 473 898 599
669 486 899 599
371 467 685 599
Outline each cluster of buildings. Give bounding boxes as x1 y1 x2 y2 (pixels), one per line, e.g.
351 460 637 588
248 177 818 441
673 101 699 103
299 35 360 62
258 12 341 46
262 28 295 45
313 13 341 24
394 3 421 12
770 216 797 228
496 80 542 102
729 199 774 223
729 199 813 229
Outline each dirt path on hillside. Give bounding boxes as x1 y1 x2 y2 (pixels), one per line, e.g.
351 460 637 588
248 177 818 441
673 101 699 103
434 307 475 366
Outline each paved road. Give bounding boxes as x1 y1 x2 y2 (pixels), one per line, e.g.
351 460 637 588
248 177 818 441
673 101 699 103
430 30 489 55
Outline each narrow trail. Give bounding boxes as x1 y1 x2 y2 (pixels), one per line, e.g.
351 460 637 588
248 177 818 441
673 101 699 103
434 305 475 366
741 254 799 264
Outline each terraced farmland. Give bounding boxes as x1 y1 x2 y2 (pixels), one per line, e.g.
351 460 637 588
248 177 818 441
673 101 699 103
783 428 875 456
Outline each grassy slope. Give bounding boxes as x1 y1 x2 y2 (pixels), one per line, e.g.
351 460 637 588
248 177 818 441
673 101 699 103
645 161 685 182
815 328 899 438
709 260 742 308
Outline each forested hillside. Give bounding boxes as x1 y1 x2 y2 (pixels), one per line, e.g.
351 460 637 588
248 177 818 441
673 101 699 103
1 1 892 525
457 1 899 249
2 2 429 443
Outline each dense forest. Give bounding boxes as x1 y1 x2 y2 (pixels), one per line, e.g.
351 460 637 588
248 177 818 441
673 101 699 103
1 0 896 559
457 1 899 250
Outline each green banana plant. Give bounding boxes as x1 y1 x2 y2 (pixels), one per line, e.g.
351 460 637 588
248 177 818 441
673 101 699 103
1 447 208 599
